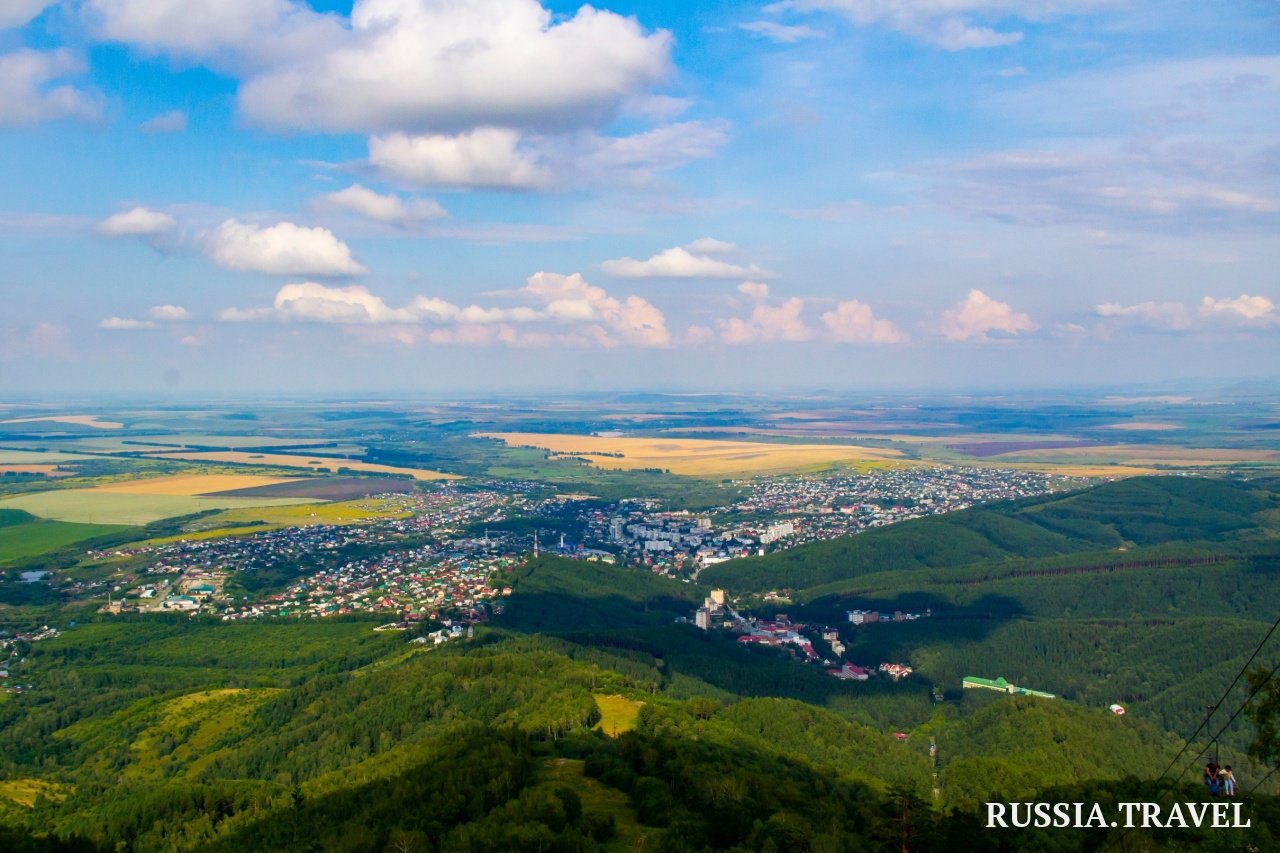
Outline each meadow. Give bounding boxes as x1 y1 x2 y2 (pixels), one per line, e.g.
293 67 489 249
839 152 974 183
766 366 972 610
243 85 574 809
477 432 905 476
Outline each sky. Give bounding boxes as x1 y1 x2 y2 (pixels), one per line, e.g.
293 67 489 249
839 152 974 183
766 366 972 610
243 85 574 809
1 0 1278 395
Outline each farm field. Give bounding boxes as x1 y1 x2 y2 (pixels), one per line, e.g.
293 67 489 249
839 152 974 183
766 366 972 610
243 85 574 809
0 450 99 464
142 451 460 481
0 490 310 525
987 444 1280 467
0 464 68 476
0 414 123 429
477 432 905 476
90 474 302 496
205 476 417 500
0 509 128 564
133 498 417 545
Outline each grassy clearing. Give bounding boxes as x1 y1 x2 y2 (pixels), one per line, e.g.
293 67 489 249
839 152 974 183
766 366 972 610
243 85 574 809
592 694 644 737
478 432 905 476
544 758 648 852
0 778 70 808
0 490 310 525
125 688 283 782
143 450 460 481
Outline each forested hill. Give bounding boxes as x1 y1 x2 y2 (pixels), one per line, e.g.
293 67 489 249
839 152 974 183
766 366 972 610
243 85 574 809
700 476 1280 594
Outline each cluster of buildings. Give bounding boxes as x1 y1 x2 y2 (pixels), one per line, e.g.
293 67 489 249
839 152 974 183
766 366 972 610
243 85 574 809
847 608 930 625
575 467 1075 574
962 675 1056 699
1 625 61 694
94 486 548 621
222 547 515 621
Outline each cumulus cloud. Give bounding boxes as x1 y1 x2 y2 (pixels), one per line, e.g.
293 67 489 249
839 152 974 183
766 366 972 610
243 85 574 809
88 0 671 135
602 240 767 279
821 300 908 344
141 110 187 133
312 184 446 228
1200 294 1278 324
148 305 190 321
369 128 551 190
936 289 1036 341
97 206 177 237
0 49 102 126
1 0 54 29
719 298 811 344
737 281 770 301
201 219 366 276
521 272 670 347
99 317 156 330
768 0 1115 50
216 274 670 348
1094 294 1279 332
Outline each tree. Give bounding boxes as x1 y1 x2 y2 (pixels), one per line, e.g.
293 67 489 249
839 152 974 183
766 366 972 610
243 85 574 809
1245 663 1280 770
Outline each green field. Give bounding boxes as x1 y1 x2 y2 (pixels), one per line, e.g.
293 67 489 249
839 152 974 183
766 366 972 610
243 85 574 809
0 509 128 564
0 490 312 525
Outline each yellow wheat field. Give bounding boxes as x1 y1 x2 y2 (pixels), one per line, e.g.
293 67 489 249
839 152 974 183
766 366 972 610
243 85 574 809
143 451 460 481
91 474 301 496
478 432 905 476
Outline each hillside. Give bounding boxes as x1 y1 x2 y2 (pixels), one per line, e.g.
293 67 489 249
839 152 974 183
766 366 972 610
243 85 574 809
700 476 1280 594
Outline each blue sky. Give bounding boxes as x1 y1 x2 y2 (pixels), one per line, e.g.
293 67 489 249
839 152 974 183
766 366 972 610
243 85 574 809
1 0 1278 394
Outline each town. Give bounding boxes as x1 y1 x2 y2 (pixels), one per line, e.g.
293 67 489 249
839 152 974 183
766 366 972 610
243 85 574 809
576 466 1081 575
35 465 1078 627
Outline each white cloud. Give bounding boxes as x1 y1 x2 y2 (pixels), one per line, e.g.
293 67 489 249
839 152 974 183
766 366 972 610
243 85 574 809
201 219 366 276
719 298 811 344
738 20 824 43
1095 300 1192 330
687 237 738 255
769 0 1116 50
369 128 551 190
602 240 767 279
369 122 725 192
97 206 177 237
141 110 187 133
0 0 53 29
148 305 190 321
521 272 670 347
737 281 770 301
216 274 670 347
1092 295 1279 333
937 290 1036 341
313 184 446 227
0 49 102 126
85 0 346 72
1200 294 1278 324
99 317 156 330
89 0 672 135
821 300 908 344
